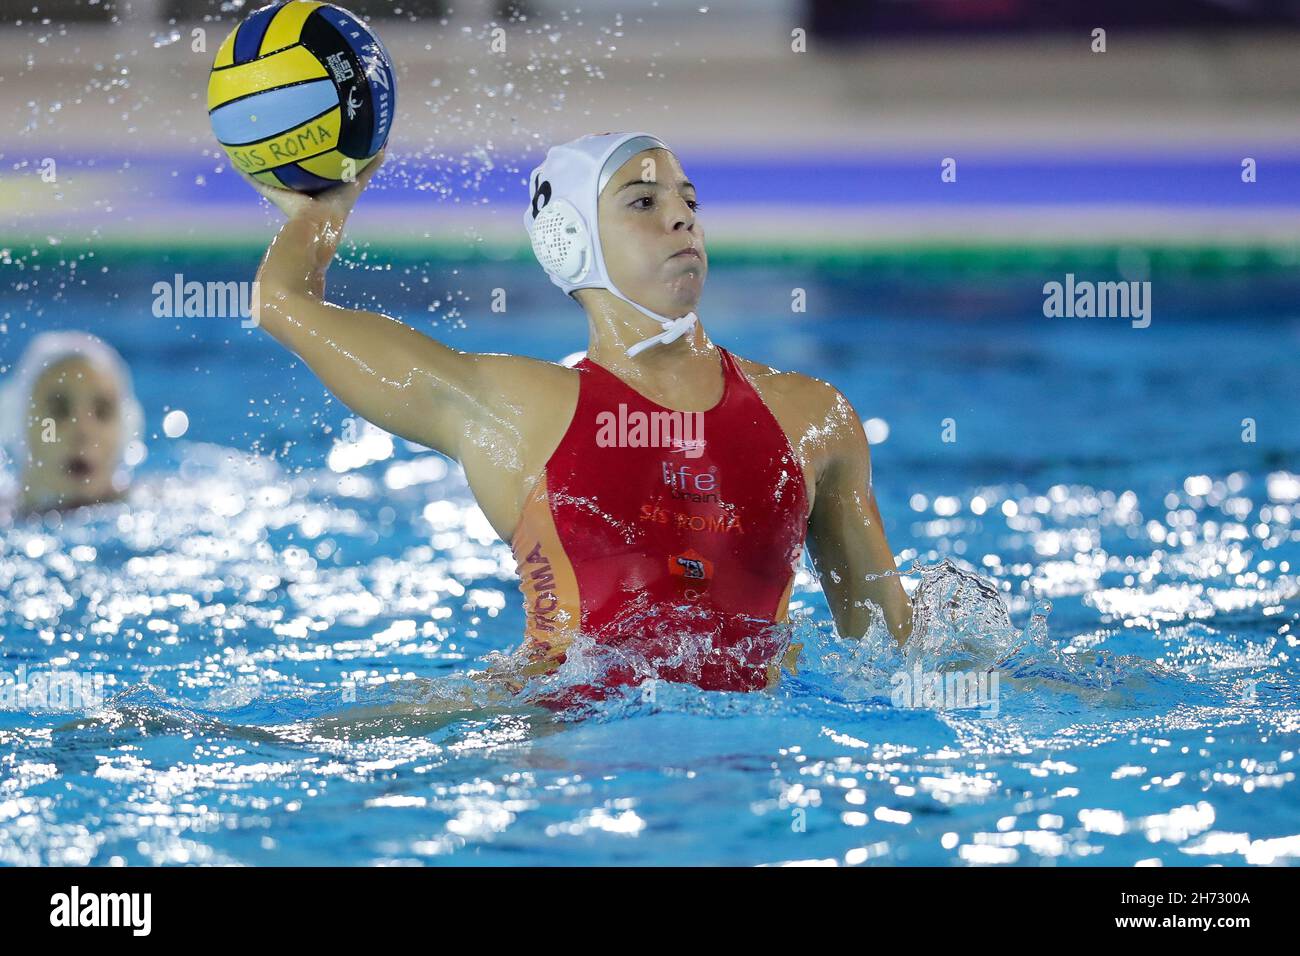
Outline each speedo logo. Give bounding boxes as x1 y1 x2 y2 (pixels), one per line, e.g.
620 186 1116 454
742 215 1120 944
595 403 705 459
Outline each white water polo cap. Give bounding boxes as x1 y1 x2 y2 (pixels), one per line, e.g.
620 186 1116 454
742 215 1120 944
523 131 699 358
0 331 145 488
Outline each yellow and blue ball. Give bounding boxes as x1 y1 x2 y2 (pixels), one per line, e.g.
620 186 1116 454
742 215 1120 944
207 1 396 193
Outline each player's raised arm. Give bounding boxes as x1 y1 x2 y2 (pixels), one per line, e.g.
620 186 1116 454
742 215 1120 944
242 153 479 461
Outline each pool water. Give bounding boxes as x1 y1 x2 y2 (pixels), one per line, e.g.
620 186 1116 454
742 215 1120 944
1 255 1298 866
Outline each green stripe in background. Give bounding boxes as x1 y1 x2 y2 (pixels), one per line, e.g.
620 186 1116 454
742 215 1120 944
4 237 1300 275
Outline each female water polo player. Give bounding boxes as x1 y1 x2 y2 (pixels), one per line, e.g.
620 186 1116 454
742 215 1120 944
241 131 913 695
0 332 144 518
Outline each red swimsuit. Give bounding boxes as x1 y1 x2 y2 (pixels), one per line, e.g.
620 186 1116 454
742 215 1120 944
510 346 810 695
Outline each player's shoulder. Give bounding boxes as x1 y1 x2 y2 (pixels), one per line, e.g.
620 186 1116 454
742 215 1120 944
731 352 852 419
460 352 583 443
470 350 580 392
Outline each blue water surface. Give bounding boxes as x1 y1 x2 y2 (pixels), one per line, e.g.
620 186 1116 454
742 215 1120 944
1 254 1298 865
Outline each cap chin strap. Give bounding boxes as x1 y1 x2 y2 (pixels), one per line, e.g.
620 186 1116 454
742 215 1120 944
623 298 698 358
576 284 698 358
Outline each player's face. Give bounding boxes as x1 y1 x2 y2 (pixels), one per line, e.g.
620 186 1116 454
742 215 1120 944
23 358 123 508
597 148 707 318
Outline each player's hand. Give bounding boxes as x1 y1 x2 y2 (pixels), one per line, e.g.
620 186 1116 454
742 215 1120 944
237 147 387 224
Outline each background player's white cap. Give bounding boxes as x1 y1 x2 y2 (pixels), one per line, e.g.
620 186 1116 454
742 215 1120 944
0 331 145 489
524 131 699 357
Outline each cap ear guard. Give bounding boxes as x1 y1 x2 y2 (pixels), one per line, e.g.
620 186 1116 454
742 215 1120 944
529 198 592 284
